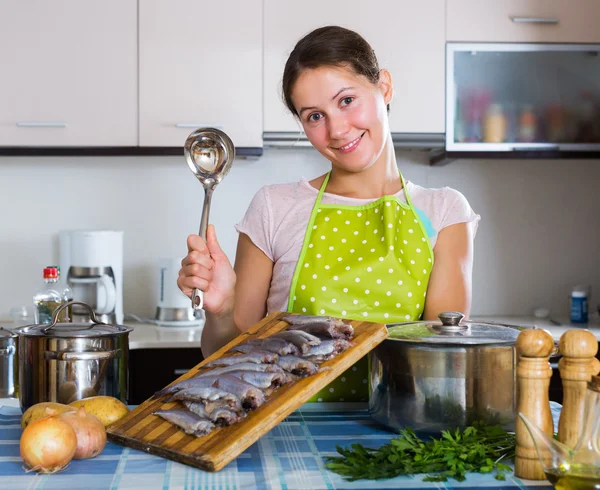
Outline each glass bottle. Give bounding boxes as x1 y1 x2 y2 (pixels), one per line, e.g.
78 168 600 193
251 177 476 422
51 265 73 322
483 103 507 143
519 105 537 143
33 267 67 324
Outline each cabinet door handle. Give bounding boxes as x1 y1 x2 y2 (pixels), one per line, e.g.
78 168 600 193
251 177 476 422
175 123 223 129
173 369 189 376
510 16 559 25
16 121 67 128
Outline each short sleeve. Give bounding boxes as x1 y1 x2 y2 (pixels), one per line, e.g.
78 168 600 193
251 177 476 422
439 188 481 237
234 187 274 261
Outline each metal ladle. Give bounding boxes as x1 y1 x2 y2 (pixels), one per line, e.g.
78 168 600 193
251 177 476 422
184 127 235 310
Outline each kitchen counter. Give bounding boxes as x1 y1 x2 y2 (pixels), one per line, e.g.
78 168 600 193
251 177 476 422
3 315 599 351
125 315 600 350
0 399 556 490
127 321 204 349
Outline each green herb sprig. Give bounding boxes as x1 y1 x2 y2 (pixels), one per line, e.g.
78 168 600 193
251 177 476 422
325 422 515 482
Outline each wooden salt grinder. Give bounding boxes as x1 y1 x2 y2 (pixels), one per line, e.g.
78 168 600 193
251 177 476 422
515 328 555 480
558 329 600 448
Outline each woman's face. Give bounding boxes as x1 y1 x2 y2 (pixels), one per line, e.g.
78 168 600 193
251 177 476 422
290 65 393 173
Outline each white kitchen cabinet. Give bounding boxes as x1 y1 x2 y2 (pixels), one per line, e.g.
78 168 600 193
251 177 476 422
263 0 445 135
0 0 137 147
139 0 262 149
447 0 600 43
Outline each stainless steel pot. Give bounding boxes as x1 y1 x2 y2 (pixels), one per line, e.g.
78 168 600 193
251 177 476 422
368 312 521 435
14 301 132 412
0 326 17 398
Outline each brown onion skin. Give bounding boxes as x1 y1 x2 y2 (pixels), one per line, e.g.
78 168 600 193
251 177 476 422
20 415 77 473
59 407 107 459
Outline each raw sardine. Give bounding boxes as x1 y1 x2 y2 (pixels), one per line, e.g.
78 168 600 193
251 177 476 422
204 350 279 367
226 370 291 389
202 374 266 410
182 401 244 426
152 409 214 437
153 375 219 398
282 314 347 327
197 362 285 378
287 321 354 340
233 338 301 357
276 355 319 376
169 386 242 412
304 339 353 362
269 331 319 355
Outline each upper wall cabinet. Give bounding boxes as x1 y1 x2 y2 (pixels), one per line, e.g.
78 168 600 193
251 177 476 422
0 0 137 147
139 0 262 149
447 0 600 43
263 0 445 135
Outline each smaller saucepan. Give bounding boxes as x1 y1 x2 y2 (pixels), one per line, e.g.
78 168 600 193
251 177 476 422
14 301 132 412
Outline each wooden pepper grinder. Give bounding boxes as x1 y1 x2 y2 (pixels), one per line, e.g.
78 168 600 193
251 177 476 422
558 329 600 448
515 327 555 480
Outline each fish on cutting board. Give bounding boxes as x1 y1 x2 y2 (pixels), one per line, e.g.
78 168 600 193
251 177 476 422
276 355 319 376
286 319 354 340
196 362 285 378
204 350 279 367
209 375 266 410
153 409 215 437
304 339 353 362
169 387 242 413
233 337 302 356
269 331 320 355
225 370 292 389
182 401 245 426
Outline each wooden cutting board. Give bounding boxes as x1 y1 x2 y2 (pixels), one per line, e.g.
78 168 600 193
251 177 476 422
107 312 388 471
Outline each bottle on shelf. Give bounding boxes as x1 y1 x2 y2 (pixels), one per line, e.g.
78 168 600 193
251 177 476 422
483 103 507 143
51 265 73 322
33 267 67 324
519 105 537 143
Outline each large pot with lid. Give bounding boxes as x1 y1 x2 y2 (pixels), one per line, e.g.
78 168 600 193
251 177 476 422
369 312 521 435
14 301 132 412
0 326 17 398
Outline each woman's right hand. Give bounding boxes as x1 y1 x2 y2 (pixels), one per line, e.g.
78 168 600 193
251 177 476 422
178 224 236 315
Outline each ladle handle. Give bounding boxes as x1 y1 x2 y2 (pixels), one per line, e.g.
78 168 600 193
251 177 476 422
192 186 214 310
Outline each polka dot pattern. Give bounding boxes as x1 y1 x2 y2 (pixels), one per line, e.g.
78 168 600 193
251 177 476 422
293 196 432 325
292 185 433 403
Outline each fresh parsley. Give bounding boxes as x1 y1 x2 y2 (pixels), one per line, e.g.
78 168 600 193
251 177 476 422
325 422 515 482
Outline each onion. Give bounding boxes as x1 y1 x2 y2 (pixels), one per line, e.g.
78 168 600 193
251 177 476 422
20 414 77 473
58 407 107 459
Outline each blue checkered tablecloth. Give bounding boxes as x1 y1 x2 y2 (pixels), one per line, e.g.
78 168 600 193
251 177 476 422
0 404 559 490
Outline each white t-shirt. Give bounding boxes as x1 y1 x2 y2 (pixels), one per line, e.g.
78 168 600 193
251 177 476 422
235 178 481 313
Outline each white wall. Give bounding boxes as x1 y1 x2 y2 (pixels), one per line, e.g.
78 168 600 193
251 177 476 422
1 148 598 320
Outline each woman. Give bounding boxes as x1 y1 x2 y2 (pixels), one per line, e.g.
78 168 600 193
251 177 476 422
178 26 480 401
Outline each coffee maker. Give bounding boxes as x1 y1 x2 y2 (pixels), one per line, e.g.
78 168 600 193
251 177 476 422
59 230 124 324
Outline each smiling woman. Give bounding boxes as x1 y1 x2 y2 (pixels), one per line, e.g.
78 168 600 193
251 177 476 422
177 25 481 403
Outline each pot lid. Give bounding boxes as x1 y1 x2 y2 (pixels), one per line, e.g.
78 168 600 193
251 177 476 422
0 326 16 340
386 311 521 346
13 301 132 338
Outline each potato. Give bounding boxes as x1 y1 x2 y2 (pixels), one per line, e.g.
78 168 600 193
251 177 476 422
69 396 130 427
21 402 75 429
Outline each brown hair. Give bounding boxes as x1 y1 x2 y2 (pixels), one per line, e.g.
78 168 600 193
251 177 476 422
282 26 386 117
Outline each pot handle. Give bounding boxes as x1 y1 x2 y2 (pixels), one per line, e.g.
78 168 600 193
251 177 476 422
0 345 15 356
44 301 105 333
44 349 121 361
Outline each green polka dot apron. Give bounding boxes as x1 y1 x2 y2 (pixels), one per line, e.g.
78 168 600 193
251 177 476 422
287 171 434 402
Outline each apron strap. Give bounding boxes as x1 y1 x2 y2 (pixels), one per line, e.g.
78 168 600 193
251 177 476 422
399 171 414 208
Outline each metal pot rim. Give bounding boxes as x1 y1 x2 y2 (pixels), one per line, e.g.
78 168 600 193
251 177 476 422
384 311 521 346
13 301 132 338
14 322 132 338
